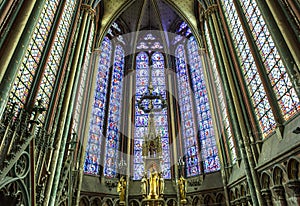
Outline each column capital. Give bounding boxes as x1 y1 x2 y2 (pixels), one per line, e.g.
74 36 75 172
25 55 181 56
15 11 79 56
204 4 218 19
81 4 95 16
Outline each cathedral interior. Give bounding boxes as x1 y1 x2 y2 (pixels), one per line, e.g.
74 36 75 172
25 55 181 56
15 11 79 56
0 0 300 206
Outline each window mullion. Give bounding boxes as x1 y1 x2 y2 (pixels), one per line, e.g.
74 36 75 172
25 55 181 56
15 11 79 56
232 0 284 130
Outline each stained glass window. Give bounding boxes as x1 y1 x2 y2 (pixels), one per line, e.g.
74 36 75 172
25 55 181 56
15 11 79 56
221 0 300 137
133 52 149 180
112 22 121 32
103 45 125 178
176 22 191 37
238 0 300 120
221 0 276 137
205 23 237 163
144 33 156 41
137 42 149 50
36 0 77 123
175 44 201 177
151 52 171 179
133 50 171 180
84 37 112 174
107 22 123 39
9 0 60 113
187 36 220 173
178 22 188 33
172 35 183 45
137 34 163 51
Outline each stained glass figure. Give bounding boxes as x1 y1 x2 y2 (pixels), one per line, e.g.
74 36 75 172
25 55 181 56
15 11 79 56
103 45 125 178
175 44 201 177
84 37 112 174
187 36 220 173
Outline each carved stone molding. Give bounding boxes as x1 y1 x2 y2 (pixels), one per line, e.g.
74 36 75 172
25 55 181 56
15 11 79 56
187 176 203 187
286 180 300 197
204 4 218 18
272 185 286 200
81 4 95 16
104 179 118 191
261 189 273 206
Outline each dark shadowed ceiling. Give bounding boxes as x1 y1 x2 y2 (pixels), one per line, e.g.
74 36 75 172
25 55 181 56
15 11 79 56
96 0 199 46
118 0 181 32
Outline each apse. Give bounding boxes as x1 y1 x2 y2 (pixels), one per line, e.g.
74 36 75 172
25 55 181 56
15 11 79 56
83 0 221 181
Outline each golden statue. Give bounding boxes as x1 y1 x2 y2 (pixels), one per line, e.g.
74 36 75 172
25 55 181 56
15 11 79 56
117 176 126 203
178 176 187 203
158 172 164 197
149 171 158 198
141 173 148 198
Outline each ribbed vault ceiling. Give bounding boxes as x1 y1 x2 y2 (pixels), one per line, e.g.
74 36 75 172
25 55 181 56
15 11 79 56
96 0 200 46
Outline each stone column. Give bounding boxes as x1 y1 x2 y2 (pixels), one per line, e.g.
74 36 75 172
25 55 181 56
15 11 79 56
200 33 231 206
0 0 47 118
49 5 94 206
205 3 263 206
0 0 37 83
263 0 300 70
261 189 273 206
165 66 180 206
272 185 287 206
125 66 134 206
286 180 300 205
75 50 100 205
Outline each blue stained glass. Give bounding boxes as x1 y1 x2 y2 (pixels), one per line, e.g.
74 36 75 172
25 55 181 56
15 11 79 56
133 52 149 180
84 37 112 175
151 52 171 179
187 36 220 173
103 45 125 178
133 50 171 180
175 44 201 177
178 22 188 33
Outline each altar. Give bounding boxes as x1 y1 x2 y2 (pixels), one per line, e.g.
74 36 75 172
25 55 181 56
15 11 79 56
136 68 167 206
139 108 166 206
